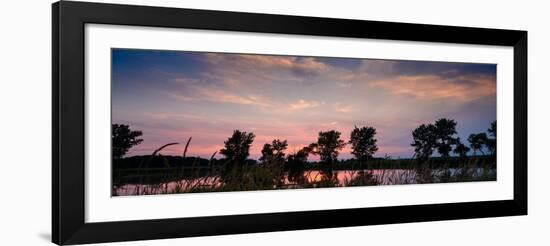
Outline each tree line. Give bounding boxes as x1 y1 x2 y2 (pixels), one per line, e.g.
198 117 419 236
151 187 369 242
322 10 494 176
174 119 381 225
112 118 496 163
216 126 378 166
411 119 496 160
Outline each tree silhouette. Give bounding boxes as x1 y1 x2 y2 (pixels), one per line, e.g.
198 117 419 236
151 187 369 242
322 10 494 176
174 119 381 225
309 130 346 181
468 133 488 156
112 124 143 159
312 130 346 164
220 130 256 162
487 121 497 155
453 138 470 158
260 144 273 162
286 146 313 183
411 118 459 159
433 118 459 158
488 121 497 138
411 124 437 160
349 126 378 162
296 145 313 162
260 139 288 163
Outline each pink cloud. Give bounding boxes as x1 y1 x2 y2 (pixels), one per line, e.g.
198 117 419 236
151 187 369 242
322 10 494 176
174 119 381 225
198 88 272 107
369 74 496 102
334 103 354 113
289 99 321 110
170 86 272 108
204 53 330 76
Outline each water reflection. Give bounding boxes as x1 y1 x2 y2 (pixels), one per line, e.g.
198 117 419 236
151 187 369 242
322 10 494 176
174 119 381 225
114 168 494 196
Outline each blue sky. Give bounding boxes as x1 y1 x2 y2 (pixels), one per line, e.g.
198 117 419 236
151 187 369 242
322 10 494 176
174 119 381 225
112 48 496 160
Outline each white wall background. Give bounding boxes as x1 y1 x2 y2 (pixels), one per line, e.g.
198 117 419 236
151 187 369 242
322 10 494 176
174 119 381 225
0 0 547 245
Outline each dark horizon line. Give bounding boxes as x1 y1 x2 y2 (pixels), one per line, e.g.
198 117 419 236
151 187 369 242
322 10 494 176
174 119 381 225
119 153 495 162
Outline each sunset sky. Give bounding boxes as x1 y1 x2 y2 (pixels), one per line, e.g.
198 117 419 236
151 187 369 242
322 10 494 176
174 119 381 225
112 49 496 160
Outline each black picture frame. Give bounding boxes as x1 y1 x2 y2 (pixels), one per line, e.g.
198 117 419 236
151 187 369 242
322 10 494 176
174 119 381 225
52 1 527 245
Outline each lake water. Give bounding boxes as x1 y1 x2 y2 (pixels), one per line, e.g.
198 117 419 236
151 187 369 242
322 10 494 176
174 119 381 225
114 168 494 196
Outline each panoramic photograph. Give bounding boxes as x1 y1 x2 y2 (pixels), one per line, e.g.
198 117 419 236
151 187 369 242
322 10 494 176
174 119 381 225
111 48 497 196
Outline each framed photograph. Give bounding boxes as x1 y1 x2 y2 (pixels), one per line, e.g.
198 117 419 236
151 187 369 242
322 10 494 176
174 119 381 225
52 1 527 245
